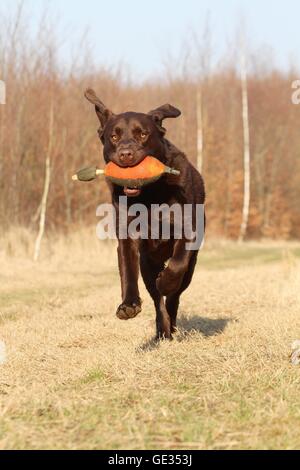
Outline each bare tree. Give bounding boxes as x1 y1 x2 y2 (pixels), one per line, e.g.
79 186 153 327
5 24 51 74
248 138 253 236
34 101 54 261
196 87 204 172
1 3 300 240
238 39 251 242
194 14 212 174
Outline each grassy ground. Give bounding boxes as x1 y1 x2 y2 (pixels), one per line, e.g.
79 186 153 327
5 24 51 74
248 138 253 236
1 228 300 450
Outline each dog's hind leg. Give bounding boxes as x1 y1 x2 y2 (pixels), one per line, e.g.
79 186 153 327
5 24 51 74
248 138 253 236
140 253 171 340
165 294 180 334
166 251 198 333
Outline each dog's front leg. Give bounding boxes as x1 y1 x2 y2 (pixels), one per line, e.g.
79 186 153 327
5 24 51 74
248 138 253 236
116 238 142 320
156 239 197 297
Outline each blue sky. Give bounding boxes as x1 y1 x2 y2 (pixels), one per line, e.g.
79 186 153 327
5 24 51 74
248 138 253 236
5 0 300 79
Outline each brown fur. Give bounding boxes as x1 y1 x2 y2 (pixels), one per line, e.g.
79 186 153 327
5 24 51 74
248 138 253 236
85 89 205 339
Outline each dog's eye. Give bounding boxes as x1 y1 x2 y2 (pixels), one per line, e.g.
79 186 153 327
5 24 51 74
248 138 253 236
141 132 147 139
111 135 118 143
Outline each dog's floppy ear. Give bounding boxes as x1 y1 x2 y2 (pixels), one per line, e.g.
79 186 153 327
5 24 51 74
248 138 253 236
148 104 181 134
84 88 114 129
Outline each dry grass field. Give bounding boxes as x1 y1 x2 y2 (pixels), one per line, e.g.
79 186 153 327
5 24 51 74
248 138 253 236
1 228 300 450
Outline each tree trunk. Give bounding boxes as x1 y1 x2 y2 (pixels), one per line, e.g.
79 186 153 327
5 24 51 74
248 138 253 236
196 86 204 173
0 94 5 225
34 102 54 262
239 47 251 242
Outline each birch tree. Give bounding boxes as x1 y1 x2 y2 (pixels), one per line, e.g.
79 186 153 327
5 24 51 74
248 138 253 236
238 40 251 242
196 86 204 173
34 101 54 262
194 14 211 174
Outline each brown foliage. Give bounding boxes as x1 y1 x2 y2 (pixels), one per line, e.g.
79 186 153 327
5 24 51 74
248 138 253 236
0 6 299 239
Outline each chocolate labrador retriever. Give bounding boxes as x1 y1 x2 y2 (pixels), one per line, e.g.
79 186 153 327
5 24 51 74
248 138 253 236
85 88 205 339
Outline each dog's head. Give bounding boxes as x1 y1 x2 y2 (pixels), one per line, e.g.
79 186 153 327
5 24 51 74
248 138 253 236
85 89 181 196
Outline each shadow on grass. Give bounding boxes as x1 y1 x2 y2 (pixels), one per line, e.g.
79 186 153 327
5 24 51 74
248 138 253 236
138 315 234 352
177 314 233 338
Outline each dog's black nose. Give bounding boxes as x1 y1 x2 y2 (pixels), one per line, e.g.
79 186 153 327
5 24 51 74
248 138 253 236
119 149 134 166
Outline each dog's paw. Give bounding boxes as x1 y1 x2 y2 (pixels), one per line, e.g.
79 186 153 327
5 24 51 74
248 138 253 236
116 302 142 321
156 327 173 341
156 267 183 296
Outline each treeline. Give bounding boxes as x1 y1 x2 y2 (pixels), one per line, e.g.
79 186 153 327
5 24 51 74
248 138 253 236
0 5 299 239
